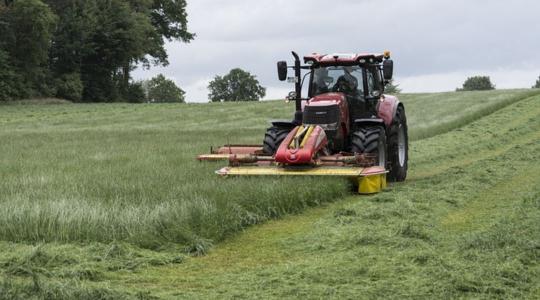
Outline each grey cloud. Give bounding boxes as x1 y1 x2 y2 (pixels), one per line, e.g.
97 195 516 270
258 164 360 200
134 0 540 102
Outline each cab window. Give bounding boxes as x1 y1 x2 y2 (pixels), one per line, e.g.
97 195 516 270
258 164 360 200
367 68 381 97
311 66 364 97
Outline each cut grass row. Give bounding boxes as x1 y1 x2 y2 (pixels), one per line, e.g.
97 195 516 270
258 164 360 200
403 89 540 140
2 89 538 298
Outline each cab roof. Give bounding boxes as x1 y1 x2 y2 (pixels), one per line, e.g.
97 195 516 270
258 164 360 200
304 52 387 66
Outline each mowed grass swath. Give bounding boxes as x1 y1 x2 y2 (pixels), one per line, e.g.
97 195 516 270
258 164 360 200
0 89 538 250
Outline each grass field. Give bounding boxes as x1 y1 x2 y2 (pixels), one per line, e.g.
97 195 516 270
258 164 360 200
0 89 539 298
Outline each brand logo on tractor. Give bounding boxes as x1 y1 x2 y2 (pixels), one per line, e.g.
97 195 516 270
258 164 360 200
315 111 327 115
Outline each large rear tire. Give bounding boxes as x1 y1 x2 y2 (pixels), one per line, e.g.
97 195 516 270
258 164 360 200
387 105 408 182
262 127 290 155
350 126 387 168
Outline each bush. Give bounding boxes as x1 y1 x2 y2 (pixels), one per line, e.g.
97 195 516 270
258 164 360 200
55 73 83 101
126 82 146 103
0 50 21 101
145 74 185 103
457 76 495 91
532 76 540 89
208 68 266 102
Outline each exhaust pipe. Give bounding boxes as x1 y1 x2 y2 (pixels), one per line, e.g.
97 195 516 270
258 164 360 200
277 51 304 125
291 51 303 124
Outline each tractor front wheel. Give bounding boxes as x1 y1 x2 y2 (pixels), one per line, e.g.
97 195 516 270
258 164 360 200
387 105 408 181
262 127 290 155
350 126 387 168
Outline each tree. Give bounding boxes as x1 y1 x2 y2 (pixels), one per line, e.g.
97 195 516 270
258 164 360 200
208 68 266 102
1 0 57 98
126 81 146 103
457 76 495 91
147 0 195 66
54 72 83 101
0 49 22 101
532 76 540 89
78 0 154 101
65 0 194 102
384 79 402 94
145 74 185 103
0 0 194 102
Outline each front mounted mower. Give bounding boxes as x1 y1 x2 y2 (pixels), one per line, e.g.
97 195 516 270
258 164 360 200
198 51 408 194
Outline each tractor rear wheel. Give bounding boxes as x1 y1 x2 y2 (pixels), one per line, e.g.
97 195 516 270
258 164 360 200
350 126 387 167
387 105 408 181
262 127 290 155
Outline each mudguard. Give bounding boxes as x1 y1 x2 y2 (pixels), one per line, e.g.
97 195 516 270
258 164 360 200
270 120 298 129
377 95 402 126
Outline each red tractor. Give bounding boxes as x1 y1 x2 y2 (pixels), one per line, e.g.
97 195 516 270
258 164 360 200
267 51 407 181
198 51 408 193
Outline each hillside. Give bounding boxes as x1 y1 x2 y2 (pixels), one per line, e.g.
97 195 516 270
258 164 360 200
0 89 539 298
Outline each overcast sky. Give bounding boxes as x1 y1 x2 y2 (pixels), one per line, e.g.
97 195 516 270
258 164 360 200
133 0 540 102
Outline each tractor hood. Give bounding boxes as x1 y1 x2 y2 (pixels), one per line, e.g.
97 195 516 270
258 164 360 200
301 92 350 134
302 93 345 110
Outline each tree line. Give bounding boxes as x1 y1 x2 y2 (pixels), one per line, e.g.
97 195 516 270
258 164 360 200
138 68 266 103
457 75 540 91
0 0 193 102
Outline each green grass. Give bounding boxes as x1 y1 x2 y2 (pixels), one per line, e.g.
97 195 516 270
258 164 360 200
6 90 534 248
1 89 539 298
109 90 539 299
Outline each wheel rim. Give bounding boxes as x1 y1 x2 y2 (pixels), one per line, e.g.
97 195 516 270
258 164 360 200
397 124 406 166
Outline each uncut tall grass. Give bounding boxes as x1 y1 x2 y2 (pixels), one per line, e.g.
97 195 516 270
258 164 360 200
0 89 537 248
0 102 350 248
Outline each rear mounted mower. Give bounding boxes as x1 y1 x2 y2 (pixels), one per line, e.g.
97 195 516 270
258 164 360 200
197 51 408 194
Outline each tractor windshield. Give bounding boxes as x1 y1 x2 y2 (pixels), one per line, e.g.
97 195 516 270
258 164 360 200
311 66 364 97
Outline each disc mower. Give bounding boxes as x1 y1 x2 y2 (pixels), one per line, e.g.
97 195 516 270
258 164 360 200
198 51 408 194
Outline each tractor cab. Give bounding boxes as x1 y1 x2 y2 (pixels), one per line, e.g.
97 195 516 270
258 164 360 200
304 53 391 121
308 65 372 129
280 53 391 153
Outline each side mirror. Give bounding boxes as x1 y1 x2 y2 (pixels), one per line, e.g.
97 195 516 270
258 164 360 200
277 61 287 81
383 59 393 81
